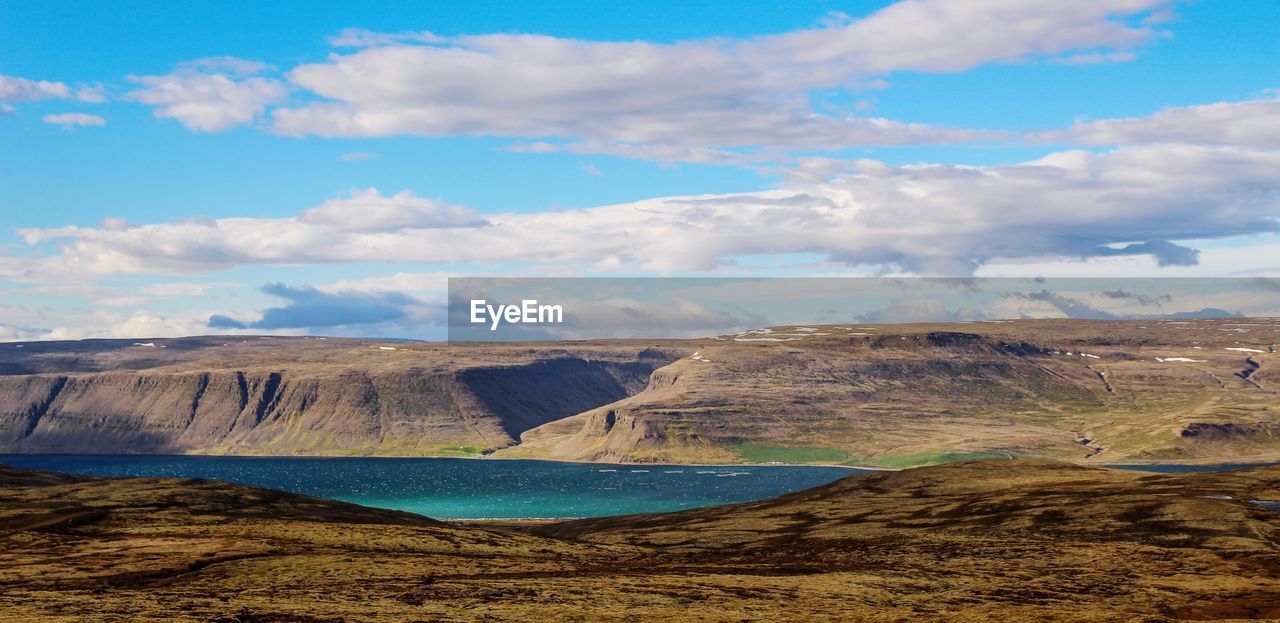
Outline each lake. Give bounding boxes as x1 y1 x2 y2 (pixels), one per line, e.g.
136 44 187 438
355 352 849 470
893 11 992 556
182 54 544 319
0 454 860 519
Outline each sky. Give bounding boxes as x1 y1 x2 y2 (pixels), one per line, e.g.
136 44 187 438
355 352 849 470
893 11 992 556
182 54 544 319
2 0 1279 340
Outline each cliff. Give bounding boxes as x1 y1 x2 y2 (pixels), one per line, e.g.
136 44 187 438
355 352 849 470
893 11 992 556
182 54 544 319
0 336 684 456
3 318 1279 466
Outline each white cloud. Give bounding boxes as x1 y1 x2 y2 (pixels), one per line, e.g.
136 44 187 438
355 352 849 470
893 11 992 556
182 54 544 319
267 0 1168 152
1050 95 1280 147
320 271 455 294
509 141 770 168
37 310 280 341
95 296 148 307
126 58 288 132
0 74 104 111
8 144 1280 279
74 85 107 103
298 188 487 231
327 28 445 47
42 113 106 128
0 304 278 341
0 324 47 342
139 281 241 296
0 74 71 102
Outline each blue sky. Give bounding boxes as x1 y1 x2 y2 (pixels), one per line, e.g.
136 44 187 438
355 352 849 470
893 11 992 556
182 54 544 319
2 1 1279 340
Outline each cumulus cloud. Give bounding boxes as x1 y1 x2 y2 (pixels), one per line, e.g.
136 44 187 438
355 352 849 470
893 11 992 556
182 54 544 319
23 310 241 341
0 74 71 103
299 188 487 231
0 323 47 342
1050 95 1280 147
140 281 241 296
42 113 106 128
320 271 454 294
0 74 104 112
509 141 771 169
9 145 1280 278
264 0 1167 152
126 58 288 132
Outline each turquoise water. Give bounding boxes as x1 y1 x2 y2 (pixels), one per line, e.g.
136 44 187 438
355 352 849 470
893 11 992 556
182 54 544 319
0 454 859 519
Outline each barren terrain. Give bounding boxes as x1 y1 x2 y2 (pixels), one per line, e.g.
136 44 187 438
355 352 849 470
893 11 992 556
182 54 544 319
4 460 1280 621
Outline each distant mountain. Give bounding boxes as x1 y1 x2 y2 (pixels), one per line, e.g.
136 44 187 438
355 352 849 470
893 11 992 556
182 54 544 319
502 318 1280 466
1 318 1278 467
0 335 683 456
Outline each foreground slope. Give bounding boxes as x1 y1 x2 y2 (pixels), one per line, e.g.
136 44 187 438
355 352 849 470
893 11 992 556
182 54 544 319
506 318 1280 466
4 461 1280 621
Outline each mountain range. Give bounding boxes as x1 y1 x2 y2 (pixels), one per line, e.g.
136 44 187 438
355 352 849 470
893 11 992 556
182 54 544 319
1 317 1277 467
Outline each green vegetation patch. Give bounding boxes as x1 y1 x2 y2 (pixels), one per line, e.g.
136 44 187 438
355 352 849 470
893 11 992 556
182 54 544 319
733 443 851 464
437 445 486 456
868 451 1013 469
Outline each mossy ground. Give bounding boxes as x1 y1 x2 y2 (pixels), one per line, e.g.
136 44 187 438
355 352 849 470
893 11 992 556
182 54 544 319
732 442 851 464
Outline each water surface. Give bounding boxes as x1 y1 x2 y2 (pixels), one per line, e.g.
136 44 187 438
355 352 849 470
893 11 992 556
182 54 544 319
0 454 858 519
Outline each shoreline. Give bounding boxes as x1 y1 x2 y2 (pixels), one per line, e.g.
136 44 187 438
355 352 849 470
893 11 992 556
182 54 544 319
5 451 1280 471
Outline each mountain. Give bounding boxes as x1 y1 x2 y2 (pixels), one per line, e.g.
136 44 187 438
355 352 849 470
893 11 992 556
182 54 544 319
1 318 1277 467
0 336 684 456
5 460 1280 621
503 318 1280 466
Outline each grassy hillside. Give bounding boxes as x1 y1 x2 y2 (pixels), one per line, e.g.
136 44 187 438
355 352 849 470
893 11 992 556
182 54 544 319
505 318 1280 467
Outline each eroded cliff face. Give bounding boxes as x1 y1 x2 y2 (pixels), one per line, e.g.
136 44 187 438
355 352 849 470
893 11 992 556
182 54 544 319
0 338 683 456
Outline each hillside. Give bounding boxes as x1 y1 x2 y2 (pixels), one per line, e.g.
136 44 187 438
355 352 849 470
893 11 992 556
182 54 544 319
1 318 1278 467
504 318 1280 466
0 336 685 456
5 460 1280 621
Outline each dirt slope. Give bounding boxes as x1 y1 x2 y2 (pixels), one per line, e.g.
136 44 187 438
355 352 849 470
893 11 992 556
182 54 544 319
5 460 1280 621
